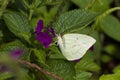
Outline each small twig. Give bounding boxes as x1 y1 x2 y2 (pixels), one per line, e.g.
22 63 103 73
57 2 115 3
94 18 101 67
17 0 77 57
17 59 63 80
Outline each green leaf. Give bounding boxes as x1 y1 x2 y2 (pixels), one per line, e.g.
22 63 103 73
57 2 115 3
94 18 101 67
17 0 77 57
34 0 43 8
75 58 100 72
3 12 31 43
91 31 102 60
104 44 117 55
100 64 120 80
0 72 13 80
71 0 93 8
71 0 112 12
101 54 112 63
74 70 92 80
16 69 34 80
100 15 120 42
0 40 30 60
99 71 120 80
91 0 112 12
113 65 120 73
33 49 46 64
54 9 99 34
45 59 75 80
48 46 65 59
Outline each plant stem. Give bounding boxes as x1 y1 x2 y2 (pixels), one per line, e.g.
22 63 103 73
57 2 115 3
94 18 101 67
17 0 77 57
17 59 63 80
0 0 9 17
91 7 120 33
28 9 34 21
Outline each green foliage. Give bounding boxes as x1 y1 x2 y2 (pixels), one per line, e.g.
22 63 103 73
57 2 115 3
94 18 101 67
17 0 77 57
48 46 65 59
100 15 120 42
0 72 13 80
75 58 100 72
33 49 46 65
3 12 32 43
54 9 99 34
100 65 120 80
99 71 120 80
71 0 113 11
0 40 30 60
0 0 120 80
74 70 92 80
45 59 75 80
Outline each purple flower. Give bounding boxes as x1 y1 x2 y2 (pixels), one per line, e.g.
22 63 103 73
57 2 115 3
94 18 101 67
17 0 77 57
0 64 9 72
49 28 56 37
34 20 56 48
36 32 52 48
35 20 44 33
74 59 81 62
11 48 23 59
89 45 94 51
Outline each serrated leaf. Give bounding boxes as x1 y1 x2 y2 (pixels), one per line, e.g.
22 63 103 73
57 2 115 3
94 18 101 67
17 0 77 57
75 58 100 72
54 9 99 34
45 59 75 80
74 70 92 80
3 12 31 43
33 49 46 64
100 15 120 42
15 0 29 13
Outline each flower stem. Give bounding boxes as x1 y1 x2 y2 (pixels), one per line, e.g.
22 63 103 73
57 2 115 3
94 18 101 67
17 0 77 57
17 59 63 80
28 9 34 21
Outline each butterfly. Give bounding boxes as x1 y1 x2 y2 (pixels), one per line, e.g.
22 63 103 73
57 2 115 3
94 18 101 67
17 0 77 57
57 33 96 61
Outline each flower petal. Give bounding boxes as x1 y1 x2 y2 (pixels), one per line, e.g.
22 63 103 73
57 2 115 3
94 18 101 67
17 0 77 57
89 45 94 51
0 64 9 72
35 20 44 33
49 27 56 37
36 32 52 48
74 59 81 62
11 48 23 59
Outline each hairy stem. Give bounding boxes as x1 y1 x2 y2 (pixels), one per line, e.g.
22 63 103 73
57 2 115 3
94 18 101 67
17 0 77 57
17 59 63 80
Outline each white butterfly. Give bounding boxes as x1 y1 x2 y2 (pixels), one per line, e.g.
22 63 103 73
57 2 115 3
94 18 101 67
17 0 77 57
57 33 96 61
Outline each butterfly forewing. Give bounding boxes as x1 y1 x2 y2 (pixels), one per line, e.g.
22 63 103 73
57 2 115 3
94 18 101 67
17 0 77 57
61 34 96 61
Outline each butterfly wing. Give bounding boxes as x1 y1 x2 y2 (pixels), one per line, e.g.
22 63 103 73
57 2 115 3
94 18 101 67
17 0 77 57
58 34 96 61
